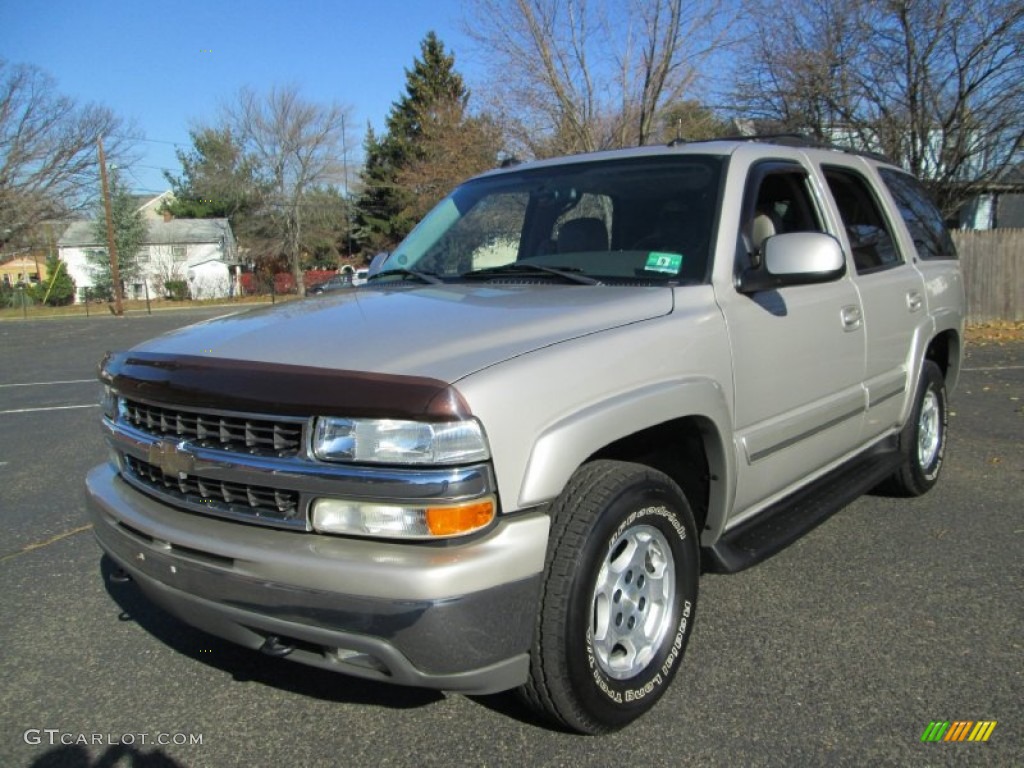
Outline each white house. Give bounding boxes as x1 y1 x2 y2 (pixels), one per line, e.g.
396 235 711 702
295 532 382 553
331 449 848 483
58 215 239 302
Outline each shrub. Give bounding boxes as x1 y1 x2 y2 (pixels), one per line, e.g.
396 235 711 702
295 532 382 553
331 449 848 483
164 280 189 300
273 273 296 294
239 273 258 295
303 269 337 291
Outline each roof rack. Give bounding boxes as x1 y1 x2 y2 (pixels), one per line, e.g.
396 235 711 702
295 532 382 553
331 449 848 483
672 133 893 164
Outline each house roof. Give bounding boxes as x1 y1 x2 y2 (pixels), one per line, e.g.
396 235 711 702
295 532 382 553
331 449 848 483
58 218 234 248
997 163 1024 185
0 255 42 270
148 218 233 246
55 221 96 247
133 191 176 219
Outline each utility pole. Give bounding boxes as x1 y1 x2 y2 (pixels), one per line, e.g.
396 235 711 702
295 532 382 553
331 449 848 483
97 135 124 316
341 113 353 259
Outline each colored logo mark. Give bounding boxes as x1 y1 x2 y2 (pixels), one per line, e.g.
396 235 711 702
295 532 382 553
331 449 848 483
921 720 997 742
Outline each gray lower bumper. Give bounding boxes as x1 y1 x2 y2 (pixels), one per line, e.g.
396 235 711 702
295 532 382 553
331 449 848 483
86 464 548 695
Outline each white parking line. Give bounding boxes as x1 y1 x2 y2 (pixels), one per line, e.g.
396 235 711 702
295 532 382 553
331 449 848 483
962 365 1024 372
0 404 99 415
0 378 96 388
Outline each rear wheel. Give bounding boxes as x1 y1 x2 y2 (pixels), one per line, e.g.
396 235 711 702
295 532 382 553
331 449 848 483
519 460 699 734
883 360 948 496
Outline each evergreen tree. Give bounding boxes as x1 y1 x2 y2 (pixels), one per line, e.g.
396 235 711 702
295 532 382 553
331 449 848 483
29 253 76 306
87 170 146 300
355 32 473 251
302 185 354 266
162 127 265 225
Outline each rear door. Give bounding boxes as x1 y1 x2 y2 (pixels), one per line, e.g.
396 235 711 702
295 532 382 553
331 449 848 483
819 161 927 440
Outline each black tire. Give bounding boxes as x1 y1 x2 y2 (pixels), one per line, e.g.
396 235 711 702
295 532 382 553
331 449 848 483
882 360 948 496
519 460 699 734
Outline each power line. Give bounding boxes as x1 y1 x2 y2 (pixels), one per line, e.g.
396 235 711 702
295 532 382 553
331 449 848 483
109 133 188 147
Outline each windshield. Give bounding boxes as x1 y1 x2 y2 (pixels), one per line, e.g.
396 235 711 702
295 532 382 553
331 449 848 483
381 155 723 285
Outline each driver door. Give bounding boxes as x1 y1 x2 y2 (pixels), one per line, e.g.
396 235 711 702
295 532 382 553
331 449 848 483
719 161 866 517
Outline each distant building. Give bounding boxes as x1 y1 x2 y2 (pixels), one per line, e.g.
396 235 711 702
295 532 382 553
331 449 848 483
0 219 67 288
957 164 1024 230
58 213 239 302
0 253 47 288
132 190 177 221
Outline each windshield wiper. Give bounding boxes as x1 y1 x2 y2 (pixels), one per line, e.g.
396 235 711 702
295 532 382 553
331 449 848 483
367 268 444 285
460 263 601 286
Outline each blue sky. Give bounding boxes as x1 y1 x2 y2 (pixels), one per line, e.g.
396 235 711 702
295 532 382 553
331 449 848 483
1 0 478 195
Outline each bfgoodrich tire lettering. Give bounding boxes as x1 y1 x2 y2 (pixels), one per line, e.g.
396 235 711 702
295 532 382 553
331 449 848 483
519 460 699 734
884 360 948 496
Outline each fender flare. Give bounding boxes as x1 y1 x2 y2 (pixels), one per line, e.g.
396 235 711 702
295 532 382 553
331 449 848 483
517 376 736 543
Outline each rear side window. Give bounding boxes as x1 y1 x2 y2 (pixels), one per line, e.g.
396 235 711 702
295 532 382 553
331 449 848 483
823 167 901 273
879 169 957 260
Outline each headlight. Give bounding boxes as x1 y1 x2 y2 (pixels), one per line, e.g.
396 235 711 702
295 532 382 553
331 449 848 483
311 497 496 539
100 386 119 420
313 417 490 465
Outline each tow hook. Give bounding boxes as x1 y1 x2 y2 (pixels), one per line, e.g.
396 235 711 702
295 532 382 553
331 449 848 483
109 567 132 584
259 635 295 657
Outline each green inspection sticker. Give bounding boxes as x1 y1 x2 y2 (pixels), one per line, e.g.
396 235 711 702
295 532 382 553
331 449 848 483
645 251 683 274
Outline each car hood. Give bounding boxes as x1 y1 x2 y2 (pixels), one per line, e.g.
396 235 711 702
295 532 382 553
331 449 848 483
133 284 674 383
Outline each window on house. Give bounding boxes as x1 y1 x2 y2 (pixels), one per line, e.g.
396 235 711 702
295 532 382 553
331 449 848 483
172 245 187 262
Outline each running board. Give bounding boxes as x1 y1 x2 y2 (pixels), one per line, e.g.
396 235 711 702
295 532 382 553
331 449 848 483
704 444 901 574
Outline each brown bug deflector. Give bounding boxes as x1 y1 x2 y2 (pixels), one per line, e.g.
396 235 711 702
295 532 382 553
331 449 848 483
100 351 473 420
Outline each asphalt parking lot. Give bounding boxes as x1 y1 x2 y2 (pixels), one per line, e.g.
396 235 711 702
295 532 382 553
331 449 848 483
1 308 1021 767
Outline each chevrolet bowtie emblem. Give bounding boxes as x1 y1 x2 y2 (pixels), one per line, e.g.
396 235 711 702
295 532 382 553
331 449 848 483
148 440 195 478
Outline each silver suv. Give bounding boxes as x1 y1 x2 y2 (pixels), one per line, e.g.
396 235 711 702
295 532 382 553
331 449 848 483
88 137 964 733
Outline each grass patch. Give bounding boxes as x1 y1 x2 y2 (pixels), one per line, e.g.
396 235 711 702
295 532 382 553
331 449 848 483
0 294 300 321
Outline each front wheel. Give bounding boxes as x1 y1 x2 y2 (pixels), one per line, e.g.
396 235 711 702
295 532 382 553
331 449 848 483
882 360 948 496
519 460 699 734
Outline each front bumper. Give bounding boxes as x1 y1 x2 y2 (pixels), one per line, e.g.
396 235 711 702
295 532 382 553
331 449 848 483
86 463 548 694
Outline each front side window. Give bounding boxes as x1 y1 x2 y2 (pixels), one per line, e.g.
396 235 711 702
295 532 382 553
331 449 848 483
741 163 825 265
386 156 724 285
878 169 957 260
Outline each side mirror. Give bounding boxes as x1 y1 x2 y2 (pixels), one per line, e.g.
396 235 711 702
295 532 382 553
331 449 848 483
737 232 846 294
367 251 389 277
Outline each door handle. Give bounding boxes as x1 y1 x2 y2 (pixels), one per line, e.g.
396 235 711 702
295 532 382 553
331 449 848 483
907 290 923 313
841 305 862 331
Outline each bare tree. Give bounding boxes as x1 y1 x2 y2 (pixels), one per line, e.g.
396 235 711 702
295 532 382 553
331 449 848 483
222 85 353 293
732 0 1024 215
465 0 732 157
0 60 136 248
148 248 188 298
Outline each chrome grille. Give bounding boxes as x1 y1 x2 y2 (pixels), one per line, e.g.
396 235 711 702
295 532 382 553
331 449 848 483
124 454 302 525
122 399 304 457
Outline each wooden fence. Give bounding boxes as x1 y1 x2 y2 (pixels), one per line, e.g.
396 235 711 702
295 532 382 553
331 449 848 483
952 229 1024 324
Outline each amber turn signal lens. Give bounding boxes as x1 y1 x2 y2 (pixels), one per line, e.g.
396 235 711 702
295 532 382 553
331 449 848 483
425 500 496 536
